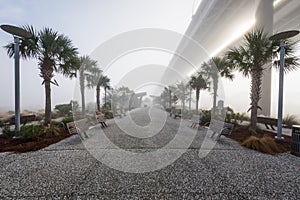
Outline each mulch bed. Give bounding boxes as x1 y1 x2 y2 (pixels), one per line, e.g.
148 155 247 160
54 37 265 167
226 125 291 153
0 124 292 154
0 131 71 153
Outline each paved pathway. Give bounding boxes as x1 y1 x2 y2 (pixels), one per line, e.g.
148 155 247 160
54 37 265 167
1 107 299 199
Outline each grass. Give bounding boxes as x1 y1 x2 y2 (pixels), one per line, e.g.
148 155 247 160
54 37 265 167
283 114 300 128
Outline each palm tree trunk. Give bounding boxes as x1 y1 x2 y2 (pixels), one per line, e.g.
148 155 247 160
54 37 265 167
44 80 52 125
169 91 172 108
96 86 101 112
195 88 200 112
182 100 185 113
104 87 107 109
212 78 218 116
250 70 262 132
79 71 85 115
189 86 192 111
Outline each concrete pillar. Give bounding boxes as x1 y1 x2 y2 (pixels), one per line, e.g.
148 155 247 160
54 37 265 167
255 0 273 116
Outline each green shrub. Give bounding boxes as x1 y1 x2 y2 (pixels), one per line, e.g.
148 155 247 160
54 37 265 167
102 102 111 110
165 108 171 113
200 110 212 125
15 125 45 139
55 102 72 115
102 110 113 119
0 120 4 128
61 116 74 125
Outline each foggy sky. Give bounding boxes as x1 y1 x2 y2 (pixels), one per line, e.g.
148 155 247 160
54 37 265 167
0 0 300 118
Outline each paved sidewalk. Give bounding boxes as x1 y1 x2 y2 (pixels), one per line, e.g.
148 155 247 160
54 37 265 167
0 107 299 199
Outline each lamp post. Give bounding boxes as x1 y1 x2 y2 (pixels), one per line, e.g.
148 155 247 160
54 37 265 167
269 30 299 141
0 24 33 132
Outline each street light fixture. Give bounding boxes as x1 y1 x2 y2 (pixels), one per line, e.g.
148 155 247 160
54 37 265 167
269 30 299 141
0 24 33 132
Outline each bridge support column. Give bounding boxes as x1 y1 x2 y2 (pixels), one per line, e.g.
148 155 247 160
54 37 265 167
256 0 273 116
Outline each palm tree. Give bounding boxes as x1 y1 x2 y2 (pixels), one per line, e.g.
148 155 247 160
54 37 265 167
189 73 209 112
175 81 189 112
227 28 299 131
201 56 234 115
104 84 111 109
79 55 98 115
89 73 110 112
5 25 79 125
160 86 174 108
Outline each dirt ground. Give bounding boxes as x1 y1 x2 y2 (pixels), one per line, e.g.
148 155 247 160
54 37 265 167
0 131 71 153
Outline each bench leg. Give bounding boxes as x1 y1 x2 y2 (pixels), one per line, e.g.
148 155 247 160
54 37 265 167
271 125 276 131
78 131 89 140
265 124 270 129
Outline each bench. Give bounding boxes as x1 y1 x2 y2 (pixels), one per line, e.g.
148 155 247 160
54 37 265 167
6 114 36 126
96 114 108 128
66 118 91 139
170 109 182 119
190 114 201 128
208 119 234 139
257 117 277 131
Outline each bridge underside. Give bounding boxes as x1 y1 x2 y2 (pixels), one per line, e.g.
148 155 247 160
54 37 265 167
166 0 300 116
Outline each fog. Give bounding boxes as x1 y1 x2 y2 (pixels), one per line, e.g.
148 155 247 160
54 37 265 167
0 0 300 119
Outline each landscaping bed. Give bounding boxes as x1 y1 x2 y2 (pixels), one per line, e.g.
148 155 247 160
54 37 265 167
0 131 71 153
226 125 291 155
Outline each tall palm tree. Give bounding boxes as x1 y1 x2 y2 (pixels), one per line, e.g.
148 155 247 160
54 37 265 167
175 81 189 112
160 88 169 108
227 28 299 131
201 56 234 115
5 25 80 125
88 73 110 112
189 73 209 112
188 85 192 111
161 86 174 108
79 55 98 115
104 84 111 109
168 85 178 108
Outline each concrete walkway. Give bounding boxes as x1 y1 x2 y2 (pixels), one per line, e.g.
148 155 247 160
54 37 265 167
1 107 299 199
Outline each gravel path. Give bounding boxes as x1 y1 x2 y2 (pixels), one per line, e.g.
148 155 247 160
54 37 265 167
0 107 299 199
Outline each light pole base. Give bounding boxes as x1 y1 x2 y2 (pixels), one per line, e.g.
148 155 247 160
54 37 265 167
274 136 285 141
